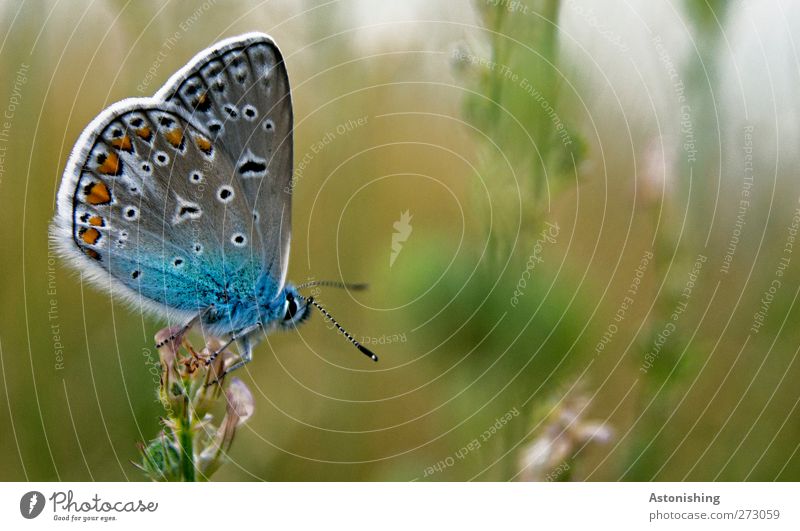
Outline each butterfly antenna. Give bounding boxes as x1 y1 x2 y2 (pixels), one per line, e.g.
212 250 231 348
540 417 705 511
297 280 368 291
305 297 378 362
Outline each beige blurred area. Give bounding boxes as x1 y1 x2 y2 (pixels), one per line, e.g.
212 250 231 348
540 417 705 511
0 0 799 481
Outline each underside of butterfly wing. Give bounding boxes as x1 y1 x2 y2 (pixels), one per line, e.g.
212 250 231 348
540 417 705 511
156 33 294 298
52 99 271 329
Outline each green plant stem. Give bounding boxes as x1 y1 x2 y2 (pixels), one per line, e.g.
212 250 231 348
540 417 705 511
179 394 196 482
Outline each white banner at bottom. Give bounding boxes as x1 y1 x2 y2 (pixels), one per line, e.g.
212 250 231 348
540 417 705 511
0 482 797 529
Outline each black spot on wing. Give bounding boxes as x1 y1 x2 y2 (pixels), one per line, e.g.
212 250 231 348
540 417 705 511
238 160 266 176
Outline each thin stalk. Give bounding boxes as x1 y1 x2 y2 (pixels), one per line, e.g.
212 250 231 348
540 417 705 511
179 393 196 482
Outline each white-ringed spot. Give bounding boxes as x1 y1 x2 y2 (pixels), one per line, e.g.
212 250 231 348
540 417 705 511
243 104 258 121
123 206 139 220
217 185 235 203
154 151 170 166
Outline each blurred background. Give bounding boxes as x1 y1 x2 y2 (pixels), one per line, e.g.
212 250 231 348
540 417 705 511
1 0 799 481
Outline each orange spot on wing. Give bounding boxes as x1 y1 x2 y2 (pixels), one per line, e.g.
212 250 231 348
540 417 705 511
97 152 122 175
79 227 101 245
110 135 133 152
164 128 184 149
136 126 152 142
84 181 112 205
194 134 213 155
83 248 101 261
88 215 104 226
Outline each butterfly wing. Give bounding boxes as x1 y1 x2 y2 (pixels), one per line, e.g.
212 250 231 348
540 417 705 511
53 99 265 324
156 33 293 298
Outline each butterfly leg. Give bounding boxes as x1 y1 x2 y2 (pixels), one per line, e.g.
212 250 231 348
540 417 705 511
220 339 254 375
155 305 215 348
205 324 263 386
206 322 263 366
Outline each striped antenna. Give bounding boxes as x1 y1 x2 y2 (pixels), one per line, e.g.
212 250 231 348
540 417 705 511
296 280 368 291
305 297 378 362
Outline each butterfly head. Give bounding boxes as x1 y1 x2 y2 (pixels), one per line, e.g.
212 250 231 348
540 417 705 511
277 284 312 330
275 281 379 362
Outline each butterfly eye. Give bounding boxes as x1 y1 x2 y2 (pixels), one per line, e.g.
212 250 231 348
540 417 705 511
283 294 298 321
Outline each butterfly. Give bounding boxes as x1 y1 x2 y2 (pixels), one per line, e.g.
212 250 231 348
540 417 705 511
52 32 377 373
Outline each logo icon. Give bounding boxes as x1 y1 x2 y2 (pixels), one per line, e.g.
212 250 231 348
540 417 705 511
20 491 45 519
390 210 413 268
